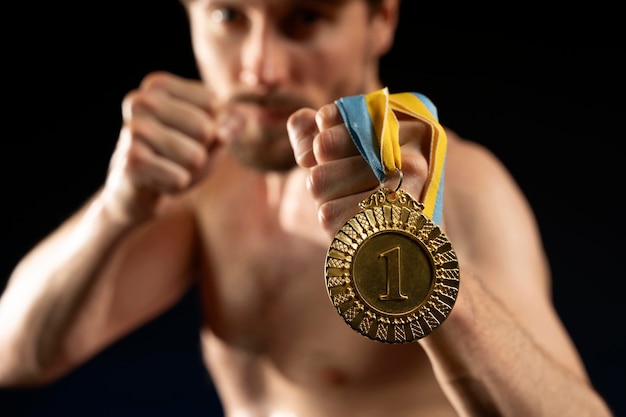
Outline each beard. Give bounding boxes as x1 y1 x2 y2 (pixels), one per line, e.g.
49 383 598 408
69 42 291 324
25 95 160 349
229 122 297 172
223 90 315 172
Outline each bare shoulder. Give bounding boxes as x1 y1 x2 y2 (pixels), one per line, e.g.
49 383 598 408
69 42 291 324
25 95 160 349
441 127 550 291
443 127 536 221
444 129 518 193
441 129 591 375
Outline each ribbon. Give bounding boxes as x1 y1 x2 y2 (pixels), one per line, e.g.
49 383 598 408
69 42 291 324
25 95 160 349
335 87 447 225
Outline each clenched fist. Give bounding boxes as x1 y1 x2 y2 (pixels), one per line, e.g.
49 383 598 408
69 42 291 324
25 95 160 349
102 71 240 223
287 102 434 235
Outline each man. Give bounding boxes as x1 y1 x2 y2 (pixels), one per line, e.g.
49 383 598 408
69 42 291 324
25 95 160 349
0 0 613 416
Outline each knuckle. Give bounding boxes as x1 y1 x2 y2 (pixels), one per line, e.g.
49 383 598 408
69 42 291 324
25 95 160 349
127 118 153 140
139 71 173 91
164 173 191 193
287 108 316 139
313 129 336 161
122 89 159 118
123 140 149 170
287 107 311 126
315 103 340 129
186 145 208 171
306 165 330 200
121 90 139 118
317 201 338 232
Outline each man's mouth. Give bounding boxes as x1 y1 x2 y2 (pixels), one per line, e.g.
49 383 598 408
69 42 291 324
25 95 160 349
226 92 313 126
252 105 297 125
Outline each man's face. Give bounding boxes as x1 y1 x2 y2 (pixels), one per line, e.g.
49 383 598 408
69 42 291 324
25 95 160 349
183 0 388 171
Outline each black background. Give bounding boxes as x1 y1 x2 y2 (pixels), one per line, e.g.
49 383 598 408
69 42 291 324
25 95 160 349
2 1 624 416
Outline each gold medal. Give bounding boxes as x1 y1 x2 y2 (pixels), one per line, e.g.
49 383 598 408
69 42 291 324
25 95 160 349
325 187 459 343
329 88 460 343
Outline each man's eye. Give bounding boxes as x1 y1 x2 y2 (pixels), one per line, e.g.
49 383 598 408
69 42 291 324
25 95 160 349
283 9 323 39
209 7 241 24
292 9 322 26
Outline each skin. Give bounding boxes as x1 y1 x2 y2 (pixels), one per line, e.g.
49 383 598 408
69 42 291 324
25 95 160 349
0 0 614 416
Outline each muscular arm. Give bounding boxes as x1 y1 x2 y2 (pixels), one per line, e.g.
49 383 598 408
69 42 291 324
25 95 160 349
0 191 128 384
421 272 613 417
0 192 196 386
0 72 221 387
288 106 612 416
419 133 613 416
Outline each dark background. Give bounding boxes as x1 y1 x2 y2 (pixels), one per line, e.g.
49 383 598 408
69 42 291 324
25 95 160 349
2 1 624 416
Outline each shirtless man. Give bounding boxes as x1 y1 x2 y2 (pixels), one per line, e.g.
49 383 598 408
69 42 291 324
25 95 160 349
0 0 613 415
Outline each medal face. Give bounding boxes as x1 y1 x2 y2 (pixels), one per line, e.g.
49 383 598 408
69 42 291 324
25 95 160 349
325 188 460 343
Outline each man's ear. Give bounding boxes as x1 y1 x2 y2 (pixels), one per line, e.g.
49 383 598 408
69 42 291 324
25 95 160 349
371 0 401 57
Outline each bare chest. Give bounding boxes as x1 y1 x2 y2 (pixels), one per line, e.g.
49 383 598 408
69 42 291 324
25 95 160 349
189 181 453 414
198 198 331 345
198 196 435 377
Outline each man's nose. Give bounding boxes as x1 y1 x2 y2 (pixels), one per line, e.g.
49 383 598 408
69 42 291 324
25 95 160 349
240 25 289 87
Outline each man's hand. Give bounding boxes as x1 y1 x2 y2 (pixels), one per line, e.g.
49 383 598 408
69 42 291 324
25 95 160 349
287 102 434 235
102 71 239 223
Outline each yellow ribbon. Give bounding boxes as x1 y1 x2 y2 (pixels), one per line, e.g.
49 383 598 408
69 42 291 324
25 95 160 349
360 87 448 222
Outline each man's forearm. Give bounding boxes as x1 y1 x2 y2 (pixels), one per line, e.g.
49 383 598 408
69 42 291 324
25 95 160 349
0 192 136 385
420 272 614 417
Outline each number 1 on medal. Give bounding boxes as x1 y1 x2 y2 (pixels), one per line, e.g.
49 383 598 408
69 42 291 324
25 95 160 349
379 246 408 301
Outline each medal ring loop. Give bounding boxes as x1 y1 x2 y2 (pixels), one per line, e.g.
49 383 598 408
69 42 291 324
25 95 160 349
381 169 403 192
